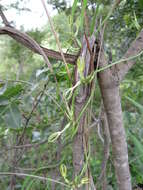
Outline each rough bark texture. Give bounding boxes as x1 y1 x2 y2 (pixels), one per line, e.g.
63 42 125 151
73 103 86 176
98 52 132 190
0 26 78 64
100 106 110 190
73 35 96 189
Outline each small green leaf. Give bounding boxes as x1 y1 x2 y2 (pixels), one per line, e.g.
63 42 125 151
77 57 85 79
80 0 88 29
0 82 7 95
60 164 67 178
133 11 141 30
0 84 23 99
80 177 89 185
71 0 79 24
90 3 100 35
5 103 22 129
125 96 143 113
48 131 61 142
123 14 130 26
119 0 127 7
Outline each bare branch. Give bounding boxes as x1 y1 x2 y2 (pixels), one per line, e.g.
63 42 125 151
4 139 48 150
0 26 78 64
0 7 11 26
115 29 143 81
0 172 69 187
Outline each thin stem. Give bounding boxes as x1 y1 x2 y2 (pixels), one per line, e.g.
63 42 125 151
41 0 71 80
0 172 70 188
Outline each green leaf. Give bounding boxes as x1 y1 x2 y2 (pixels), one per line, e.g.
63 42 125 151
0 82 7 95
22 178 35 190
0 97 9 106
139 0 143 8
133 11 141 30
5 103 22 129
80 0 88 29
60 164 67 178
130 133 143 163
77 57 85 79
125 96 143 113
0 84 23 99
71 0 79 24
80 177 89 184
123 14 130 26
119 0 127 7
48 131 61 142
90 3 100 35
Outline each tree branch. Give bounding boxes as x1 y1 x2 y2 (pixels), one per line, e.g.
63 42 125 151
0 6 78 65
115 29 143 81
0 26 77 64
98 50 132 190
41 0 71 79
0 7 11 26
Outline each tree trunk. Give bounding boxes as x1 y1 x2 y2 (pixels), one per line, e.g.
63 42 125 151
98 52 132 190
73 35 96 189
99 105 110 190
73 102 86 177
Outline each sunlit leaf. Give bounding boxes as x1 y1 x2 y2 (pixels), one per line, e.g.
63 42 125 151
77 57 85 79
133 11 141 30
48 131 61 142
60 164 67 178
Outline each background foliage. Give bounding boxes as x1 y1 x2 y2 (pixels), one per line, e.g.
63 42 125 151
0 0 143 189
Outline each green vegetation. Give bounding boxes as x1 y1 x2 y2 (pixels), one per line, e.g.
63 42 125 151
0 0 143 189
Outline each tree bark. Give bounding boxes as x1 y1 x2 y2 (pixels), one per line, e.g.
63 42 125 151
98 51 132 190
116 29 143 82
99 105 110 190
73 35 96 189
0 26 77 64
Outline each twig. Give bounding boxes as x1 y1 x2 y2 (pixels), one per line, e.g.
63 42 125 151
0 7 11 26
0 172 70 187
18 82 48 145
0 9 53 72
41 0 71 80
0 26 78 64
3 139 48 150
0 8 78 64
